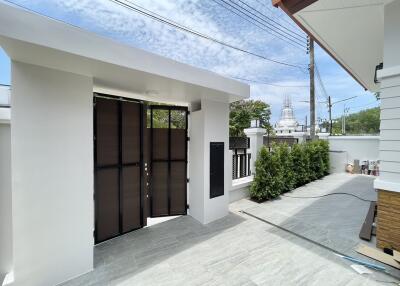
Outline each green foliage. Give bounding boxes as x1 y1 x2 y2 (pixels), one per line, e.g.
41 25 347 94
250 140 330 202
229 100 271 137
291 144 310 187
275 144 295 192
324 107 380 135
146 107 186 129
249 146 282 201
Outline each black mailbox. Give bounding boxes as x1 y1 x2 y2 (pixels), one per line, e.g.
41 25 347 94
210 142 224 198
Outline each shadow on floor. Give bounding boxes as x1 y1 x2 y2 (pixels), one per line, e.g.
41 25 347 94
243 175 400 282
61 212 246 286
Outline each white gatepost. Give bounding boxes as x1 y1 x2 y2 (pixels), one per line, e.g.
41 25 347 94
244 127 266 176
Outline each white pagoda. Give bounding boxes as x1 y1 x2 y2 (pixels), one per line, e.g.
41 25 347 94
275 94 299 135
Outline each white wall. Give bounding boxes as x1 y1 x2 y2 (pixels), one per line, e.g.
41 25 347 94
188 109 205 223
328 136 379 173
0 123 12 277
375 0 400 190
11 62 93 286
189 99 230 224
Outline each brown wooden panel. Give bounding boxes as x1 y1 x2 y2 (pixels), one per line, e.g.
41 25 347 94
170 129 186 160
377 190 400 251
96 98 119 166
152 129 168 160
151 162 168 216
121 166 141 232
359 202 376 241
122 101 140 164
96 168 119 242
170 162 186 215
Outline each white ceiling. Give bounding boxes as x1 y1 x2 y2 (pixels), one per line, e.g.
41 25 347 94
294 0 393 92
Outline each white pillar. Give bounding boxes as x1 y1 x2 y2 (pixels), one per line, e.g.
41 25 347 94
189 99 230 224
244 127 266 176
0 118 12 277
11 62 94 286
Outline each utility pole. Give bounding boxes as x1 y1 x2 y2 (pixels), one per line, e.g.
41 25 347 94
328 96 332 135
342 104 350 135
305 115 307 132
308 36 316 139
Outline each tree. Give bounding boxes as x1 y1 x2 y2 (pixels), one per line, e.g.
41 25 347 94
329 107 380 135
229 100 271 137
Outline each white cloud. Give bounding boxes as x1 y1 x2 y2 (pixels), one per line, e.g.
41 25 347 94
8 0 374 122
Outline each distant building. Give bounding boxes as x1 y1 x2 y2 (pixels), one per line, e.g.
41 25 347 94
275 95 299 135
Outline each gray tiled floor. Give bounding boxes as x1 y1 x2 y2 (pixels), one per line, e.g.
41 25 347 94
62 174 399 285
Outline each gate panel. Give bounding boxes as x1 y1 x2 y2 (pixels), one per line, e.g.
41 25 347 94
122 102 141 163
151 162 169 216
150 106 188 217
152 129 168 160
94 95 144 244
96 169 119 242
121 166 141 232
170 162 186 215
170 129 186 160
96 99 119 166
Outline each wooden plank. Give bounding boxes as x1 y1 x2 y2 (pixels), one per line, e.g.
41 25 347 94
359 202 376 241
355 244 400 269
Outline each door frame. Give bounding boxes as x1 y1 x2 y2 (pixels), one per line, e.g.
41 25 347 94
93 93 146 244
149 105 188 217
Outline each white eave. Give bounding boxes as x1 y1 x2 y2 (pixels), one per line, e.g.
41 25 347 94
290 0 394 92
0 2 249 103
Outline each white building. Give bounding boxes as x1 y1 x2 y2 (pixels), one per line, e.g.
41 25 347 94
273 0 400 254
0 3 249 286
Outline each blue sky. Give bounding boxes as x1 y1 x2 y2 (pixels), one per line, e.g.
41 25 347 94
0 0 378 123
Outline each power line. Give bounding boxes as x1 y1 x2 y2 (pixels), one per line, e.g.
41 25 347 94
216 0 306 46
315 63 329 100
234 0 305 40
110 0 307 70
211 0 304 50
210 0 305 50
230 75 309 87
252 0 300 31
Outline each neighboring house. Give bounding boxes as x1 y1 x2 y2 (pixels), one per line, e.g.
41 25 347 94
0 3 249 286
273 0 400 250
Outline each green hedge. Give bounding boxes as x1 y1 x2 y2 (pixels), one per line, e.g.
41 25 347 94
250 140 329 202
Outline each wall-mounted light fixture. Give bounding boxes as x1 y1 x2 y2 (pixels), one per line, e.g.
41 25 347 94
374 62 383 84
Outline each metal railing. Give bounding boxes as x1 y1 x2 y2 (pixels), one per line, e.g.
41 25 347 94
0 85 11 108
229 136 250 150
232 153 251 180
263 136 299 148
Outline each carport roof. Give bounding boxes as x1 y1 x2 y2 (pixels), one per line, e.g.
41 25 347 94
273 0 394 92
0 2 249 104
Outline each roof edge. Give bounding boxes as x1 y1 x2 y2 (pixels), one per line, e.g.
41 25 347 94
272 0 369 91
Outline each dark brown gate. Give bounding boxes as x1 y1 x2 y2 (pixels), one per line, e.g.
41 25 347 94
149 105 188 217
94 94 144 243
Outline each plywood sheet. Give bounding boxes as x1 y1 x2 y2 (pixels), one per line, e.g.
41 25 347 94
355 244 400 269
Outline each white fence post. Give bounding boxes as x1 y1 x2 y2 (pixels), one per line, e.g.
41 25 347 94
244 127 266 176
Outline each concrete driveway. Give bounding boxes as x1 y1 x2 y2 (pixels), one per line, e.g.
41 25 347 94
62 174 399 285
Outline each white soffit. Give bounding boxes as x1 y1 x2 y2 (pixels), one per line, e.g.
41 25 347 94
294 0 393 92
0 2 249 103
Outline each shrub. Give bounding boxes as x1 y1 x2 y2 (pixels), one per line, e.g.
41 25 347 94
250 146 283 201
276 144 295 192
291 143 309 187
250 140 330 201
